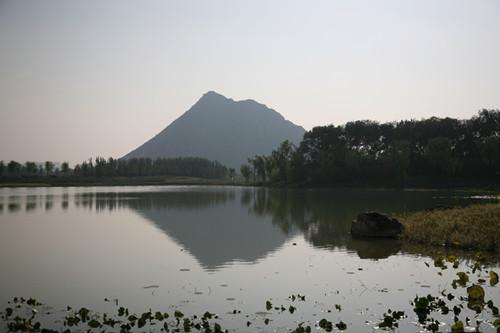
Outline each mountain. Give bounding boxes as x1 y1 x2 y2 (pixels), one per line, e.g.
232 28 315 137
123 91 305 167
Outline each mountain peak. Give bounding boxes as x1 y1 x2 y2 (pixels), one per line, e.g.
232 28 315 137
204 90 225 97
124 93 305 167
199 90 231 102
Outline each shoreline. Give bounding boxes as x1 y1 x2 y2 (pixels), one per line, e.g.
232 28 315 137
1 178 498 192
0 176 241 188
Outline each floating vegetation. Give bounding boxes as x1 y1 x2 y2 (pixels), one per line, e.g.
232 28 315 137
289 294 306 302
291 323 311 333
318 318 333 331
378 310 405 329
491 270 499 286
335 321 347 330
0 256 499 332
452 271 469 288
450 320 464 332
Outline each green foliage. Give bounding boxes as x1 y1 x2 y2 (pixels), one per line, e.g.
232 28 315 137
1 261 498 333
451 320 464 332
318 318 333 331
467 285 485 303
455 272 469 286
87 319 100 328
378 310 405 329
240 164 252 184
7 161 21 176
61 162 70 175
335 321 347 330
291 323 311 333
44 161 54 175
412 294 448 323
24 162 38 176
1 296 231 333
241 109 500 187
74 156 229 179
1 156 230 181
242 140 296 185
490 271 499 286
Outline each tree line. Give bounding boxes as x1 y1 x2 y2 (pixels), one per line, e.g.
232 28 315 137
240 109 500 187
0 157 233 180
0 160 67 177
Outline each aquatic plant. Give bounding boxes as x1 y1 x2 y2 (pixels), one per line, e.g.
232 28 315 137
1 256 498 332
399 203 500 252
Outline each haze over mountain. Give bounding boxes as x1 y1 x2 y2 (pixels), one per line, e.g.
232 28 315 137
124 91 305 167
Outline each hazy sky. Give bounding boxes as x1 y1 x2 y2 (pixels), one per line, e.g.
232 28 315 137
1 0 499 164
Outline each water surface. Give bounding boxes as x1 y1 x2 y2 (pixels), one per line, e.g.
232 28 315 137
0 186 498 332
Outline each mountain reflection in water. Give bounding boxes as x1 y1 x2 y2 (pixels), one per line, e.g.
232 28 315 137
1 187 491 269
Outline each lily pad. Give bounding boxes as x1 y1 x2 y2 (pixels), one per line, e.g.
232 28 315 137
451 320 463 332
318 318 333 332
467 285 485 303
456 272 469 286
335 321 347 330
88 319 100 328
490 271 498 286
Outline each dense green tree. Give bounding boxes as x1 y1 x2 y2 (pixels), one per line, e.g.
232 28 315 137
228 168 236 180
424 137 453 176
7 161 21 176
24 161 38 176
73 157 228 179
387 140 411 187
481 137 500 175
250 155 267 184
269 140 294 183
61 162 70 176
242 109 500 188
44 161 54 175
240 164 252 184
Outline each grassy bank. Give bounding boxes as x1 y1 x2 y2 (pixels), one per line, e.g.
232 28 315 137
0 176 241 187
399 203 500 252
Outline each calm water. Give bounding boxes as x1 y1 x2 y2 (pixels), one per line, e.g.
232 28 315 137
0 186 498 332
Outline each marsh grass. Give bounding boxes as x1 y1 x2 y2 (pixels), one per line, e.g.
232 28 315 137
398 203 500 252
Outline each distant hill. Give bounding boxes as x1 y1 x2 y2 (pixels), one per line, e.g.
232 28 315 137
123 91 305 167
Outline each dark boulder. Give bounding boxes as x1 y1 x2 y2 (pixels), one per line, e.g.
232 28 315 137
351 212 404 238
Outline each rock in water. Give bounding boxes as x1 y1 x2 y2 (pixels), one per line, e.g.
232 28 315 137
351 212 404 238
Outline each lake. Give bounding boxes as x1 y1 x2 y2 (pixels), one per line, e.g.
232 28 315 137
0 186 498 332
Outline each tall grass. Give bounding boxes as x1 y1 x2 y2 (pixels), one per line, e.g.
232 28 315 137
398 203 500 252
